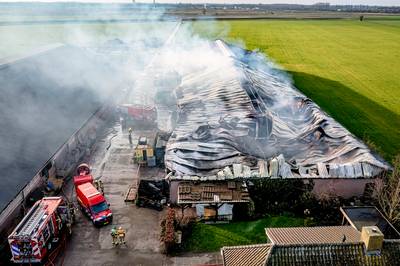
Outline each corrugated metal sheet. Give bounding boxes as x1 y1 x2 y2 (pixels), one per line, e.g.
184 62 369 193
164 40 389 178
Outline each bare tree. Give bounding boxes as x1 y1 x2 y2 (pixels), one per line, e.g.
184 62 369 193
376 155 400 224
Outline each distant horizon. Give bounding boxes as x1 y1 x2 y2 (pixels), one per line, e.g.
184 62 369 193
0 1 399 8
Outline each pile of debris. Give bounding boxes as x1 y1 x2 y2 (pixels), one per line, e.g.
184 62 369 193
136 180 169 211
167 154 384 181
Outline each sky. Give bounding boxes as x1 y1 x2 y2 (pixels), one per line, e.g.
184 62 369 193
0 1 399 7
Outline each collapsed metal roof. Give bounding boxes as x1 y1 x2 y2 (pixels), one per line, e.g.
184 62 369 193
165 40 390 178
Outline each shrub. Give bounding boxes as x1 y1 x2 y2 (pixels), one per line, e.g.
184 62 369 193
160 208 177 254
248 179 312 217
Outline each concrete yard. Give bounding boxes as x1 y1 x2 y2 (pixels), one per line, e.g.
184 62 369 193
60 121 222 266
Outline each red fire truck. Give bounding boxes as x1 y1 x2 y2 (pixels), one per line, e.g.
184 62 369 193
76 182 112 226
8 197 74 264
73 163 112 226
118 103 157 129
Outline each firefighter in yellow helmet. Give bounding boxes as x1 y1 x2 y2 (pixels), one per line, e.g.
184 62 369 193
117 226 126 245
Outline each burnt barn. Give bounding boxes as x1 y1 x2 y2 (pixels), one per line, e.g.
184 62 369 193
163 40 390 216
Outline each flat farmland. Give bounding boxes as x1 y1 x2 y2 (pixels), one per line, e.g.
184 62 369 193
0 21 176 58
193 18 400 161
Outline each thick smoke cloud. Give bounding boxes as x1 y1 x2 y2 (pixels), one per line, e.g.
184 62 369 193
0 4 188 211
0 2 241 211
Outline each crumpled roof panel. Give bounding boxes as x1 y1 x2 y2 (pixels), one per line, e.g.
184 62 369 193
165 40 390 178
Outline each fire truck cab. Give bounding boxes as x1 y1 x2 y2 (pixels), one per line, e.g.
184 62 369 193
8 196 73 264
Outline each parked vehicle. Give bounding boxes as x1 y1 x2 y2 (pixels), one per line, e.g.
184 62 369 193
76 182 112 226
118 103 157 129
133 132 168 167
8 197 74 264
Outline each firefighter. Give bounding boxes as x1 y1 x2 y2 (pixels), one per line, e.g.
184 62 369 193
94 179 104 194
111 226 118 246
99 180 104 194
117 226 126 245
128 128 133 145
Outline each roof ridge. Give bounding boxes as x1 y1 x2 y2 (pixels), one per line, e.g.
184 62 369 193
273 242 365 248
266 225 355 229
221 243 272 250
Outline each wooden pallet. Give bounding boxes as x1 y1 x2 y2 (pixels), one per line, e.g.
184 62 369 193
125 186 137 202
125 166 140 202
125 178 139 202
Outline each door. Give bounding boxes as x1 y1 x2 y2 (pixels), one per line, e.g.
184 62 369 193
143 149 147 161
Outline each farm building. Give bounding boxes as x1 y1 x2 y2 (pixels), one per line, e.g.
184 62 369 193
170 180 250 221
221 225 400 266
340 206 400 239
164 40 390 215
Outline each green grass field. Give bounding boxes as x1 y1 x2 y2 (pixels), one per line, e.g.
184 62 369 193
183 216 304 252
193 18 400 162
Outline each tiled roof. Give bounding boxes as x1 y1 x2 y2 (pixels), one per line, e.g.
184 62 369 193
266 243 366 266
266 241 400 266
221 241 400 266
177 181 250 204
221 244 272 266
265 226 361 245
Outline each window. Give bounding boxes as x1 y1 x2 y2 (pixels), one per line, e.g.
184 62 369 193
91 201 108 214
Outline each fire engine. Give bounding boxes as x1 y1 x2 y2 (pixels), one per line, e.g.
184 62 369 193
8 196 74 264
73 163 111 226
76 182 112 226
118 103 157 129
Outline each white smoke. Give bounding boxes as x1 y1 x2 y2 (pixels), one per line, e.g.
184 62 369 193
0 2 239 210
